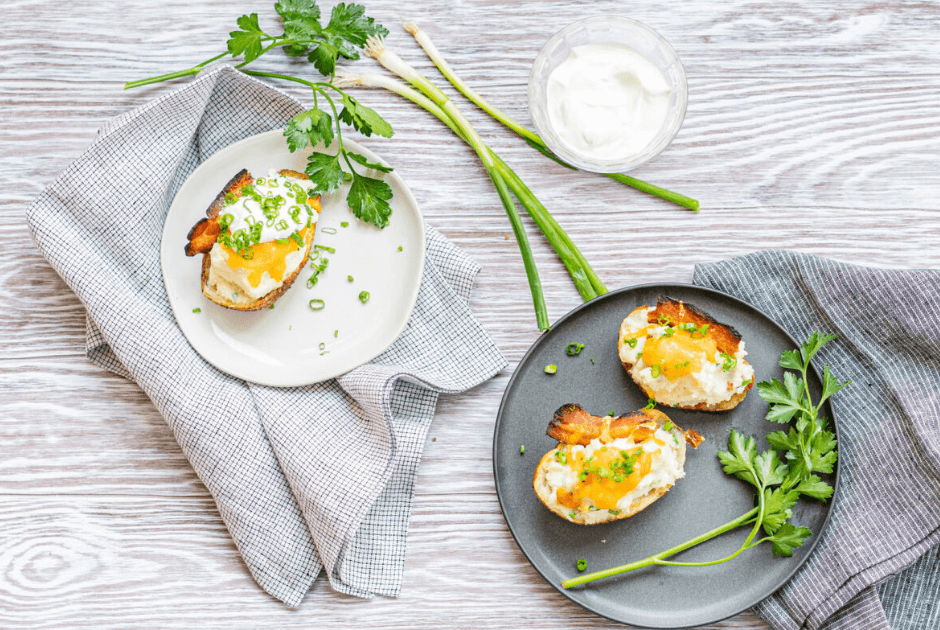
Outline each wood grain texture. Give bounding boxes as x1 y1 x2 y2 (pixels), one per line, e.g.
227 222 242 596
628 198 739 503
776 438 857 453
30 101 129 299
2 0 939 627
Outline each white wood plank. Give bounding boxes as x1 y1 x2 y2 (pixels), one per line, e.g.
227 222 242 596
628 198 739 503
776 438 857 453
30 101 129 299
4 0 939 627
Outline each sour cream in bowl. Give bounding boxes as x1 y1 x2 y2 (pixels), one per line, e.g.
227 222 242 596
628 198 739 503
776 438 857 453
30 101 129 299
528 17 688 173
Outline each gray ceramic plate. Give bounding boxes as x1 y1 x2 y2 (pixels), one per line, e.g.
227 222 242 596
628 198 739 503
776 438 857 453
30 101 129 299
493 284 839 628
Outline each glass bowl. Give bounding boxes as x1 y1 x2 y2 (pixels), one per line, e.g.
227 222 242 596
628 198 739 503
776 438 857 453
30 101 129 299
527 16 688 173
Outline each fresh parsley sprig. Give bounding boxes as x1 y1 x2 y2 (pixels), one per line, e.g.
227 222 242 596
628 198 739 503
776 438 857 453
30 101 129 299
562 332 850 589
126 1 396 228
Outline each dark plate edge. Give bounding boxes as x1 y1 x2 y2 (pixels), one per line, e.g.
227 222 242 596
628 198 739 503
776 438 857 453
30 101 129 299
491 282 842 629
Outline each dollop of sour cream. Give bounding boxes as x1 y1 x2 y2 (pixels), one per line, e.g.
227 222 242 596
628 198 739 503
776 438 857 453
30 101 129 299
223 171 317 244
546 43 671 163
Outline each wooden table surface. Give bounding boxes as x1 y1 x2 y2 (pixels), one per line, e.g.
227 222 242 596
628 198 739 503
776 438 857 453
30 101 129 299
3 0 938 628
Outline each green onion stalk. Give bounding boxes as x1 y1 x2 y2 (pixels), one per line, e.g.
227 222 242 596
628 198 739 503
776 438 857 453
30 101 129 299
335 70 605 303
403 21 699 212
362 37 555 330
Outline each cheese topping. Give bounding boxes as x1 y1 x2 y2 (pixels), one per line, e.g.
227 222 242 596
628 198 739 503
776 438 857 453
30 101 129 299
619 307 754 407
541 424 685 525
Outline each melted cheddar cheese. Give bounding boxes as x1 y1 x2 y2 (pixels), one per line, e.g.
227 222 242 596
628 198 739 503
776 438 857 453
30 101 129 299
224 227 312 288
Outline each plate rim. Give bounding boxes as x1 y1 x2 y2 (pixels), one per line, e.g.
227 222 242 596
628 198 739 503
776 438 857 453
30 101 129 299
160 129 426 387
492 282 841 628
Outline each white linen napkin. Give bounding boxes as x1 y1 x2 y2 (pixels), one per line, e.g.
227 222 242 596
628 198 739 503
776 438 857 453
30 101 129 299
26 65 506 606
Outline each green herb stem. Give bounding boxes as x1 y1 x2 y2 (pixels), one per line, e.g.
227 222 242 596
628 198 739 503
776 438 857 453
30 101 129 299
404 22 699 212
124 50 229 89
562 507 759 589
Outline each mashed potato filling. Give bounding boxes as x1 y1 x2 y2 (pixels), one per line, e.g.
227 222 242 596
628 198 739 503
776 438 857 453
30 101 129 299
541 426 685 525
619 307 754 407
206 238 310 302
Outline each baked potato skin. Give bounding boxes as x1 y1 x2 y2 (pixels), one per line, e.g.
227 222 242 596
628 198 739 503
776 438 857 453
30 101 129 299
185 169 319 311
533 404 702 525
617 298 754 412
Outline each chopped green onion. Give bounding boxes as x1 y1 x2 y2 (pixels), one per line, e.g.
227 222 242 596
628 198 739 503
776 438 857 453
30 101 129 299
520 445 525 455
741 378 752 387
662 327 676 338
657 314 673 326
289 231 305 248
306 275 318 289
569 512 577 519
397 245 403 251
608 509 621 516
663 421 675 431
554 450 567 465
650 365 662 378
644 398 656 410
269 304 275 309
675 360 690 369
544 364 557 375
720 352 737 372
359 291 370 303
566 342 585 356
608 410 615 416
624 337 638 349
348 275 354 282
590 357 595 364
692 324 710 338
321 227 337 234
334 330 339 337
315 244 335 253
192 307 201 313
309 299 325 311
341 221 349 227
577 559 587 572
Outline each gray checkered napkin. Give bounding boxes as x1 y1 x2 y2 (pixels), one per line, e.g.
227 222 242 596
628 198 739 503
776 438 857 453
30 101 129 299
695 252 940 630
25 66 506 606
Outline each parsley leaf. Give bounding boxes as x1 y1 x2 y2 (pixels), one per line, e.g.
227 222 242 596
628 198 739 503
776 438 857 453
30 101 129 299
717 429 759 488
757 376 805 424
305 152 345 194
754 450 788 487
339 93 394 138
762 488 799 534
289 3 389 76
766 427 800 454
346 151 393 173
307 39 342 76
768 523 812 557
801 331 838 366
325 2 389 48
819 364 851 407
347 172 393 228
284 108 334 151
227 13 265 63
795 474 834 501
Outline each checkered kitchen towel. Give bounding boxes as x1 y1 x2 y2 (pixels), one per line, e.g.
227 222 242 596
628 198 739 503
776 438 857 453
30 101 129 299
695 251 940 630
25 66 506 606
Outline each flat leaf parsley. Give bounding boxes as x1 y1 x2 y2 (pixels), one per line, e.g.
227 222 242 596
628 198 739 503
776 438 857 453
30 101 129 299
126 0 395 228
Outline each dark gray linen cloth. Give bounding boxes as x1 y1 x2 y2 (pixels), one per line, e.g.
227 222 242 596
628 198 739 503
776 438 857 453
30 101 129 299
695 251 940 630
25 65 506 606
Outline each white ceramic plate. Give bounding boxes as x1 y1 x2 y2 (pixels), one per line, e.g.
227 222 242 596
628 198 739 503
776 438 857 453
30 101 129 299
161 130 425 386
